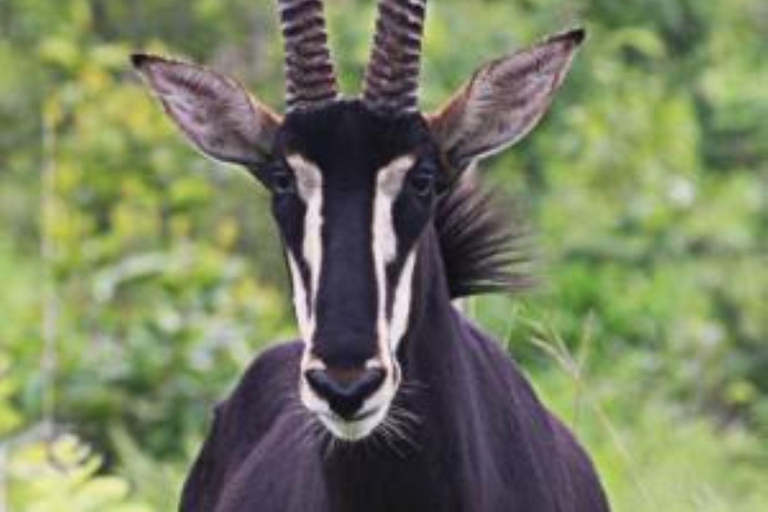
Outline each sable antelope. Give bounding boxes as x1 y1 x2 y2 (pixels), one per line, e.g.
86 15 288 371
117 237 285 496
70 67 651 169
132 0 610 510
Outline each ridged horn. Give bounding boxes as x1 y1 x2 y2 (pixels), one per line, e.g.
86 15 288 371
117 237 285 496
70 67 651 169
362 0 428 114
277 0 339 111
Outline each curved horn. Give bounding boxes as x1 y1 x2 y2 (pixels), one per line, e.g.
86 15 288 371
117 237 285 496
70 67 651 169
277 0 339 111
363 0 428 114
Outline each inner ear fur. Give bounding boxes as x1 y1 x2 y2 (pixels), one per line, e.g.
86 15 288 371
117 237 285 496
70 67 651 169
131 53 282 172
428 28 585 172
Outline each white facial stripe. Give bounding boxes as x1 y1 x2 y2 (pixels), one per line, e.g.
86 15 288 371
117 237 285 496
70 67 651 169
286 253 312 339
372 155 416 363
374 155 415 265
286 154 323 347
390 251 417 352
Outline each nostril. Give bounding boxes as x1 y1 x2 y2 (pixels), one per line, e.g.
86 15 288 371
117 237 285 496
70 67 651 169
304 367 386 419
304 369 337 399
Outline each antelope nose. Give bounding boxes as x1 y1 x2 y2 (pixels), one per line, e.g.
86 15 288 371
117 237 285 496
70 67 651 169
304 367 386 420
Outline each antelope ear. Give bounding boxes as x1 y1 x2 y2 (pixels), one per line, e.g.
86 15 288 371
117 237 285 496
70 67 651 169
131 53 281 170
427 29 584 172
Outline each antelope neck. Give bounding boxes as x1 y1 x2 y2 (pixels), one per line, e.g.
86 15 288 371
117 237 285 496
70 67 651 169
320 228 481 511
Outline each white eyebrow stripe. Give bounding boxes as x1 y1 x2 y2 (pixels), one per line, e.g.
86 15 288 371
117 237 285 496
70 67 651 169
286 153 323 201
377 154 415 198
285 154 324 346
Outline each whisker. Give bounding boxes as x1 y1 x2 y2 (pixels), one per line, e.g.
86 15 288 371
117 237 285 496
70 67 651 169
390 404 423 426
377 420 407 459
400 378 429 391
386 405 422 453
323 433 340 461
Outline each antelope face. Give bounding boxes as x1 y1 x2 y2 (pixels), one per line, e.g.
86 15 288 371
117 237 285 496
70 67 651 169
267 102 442 439
132 0 583 441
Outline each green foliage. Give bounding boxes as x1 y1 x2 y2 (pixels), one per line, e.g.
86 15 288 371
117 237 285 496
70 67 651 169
0 0 766 510
7 435 151 512
521 317 768 511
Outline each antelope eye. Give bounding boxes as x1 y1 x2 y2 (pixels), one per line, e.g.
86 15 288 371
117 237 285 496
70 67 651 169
409 173 435 197
272 172 296 194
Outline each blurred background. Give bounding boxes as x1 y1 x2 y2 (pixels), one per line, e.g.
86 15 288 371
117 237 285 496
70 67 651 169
0 0 766 510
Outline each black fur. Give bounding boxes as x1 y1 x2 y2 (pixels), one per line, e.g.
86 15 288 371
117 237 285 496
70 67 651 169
267 101 437 366
436 175 535 298
180 230 610 512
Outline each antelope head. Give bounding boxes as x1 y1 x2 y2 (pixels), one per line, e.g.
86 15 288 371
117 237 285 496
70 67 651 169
133 0 583 441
